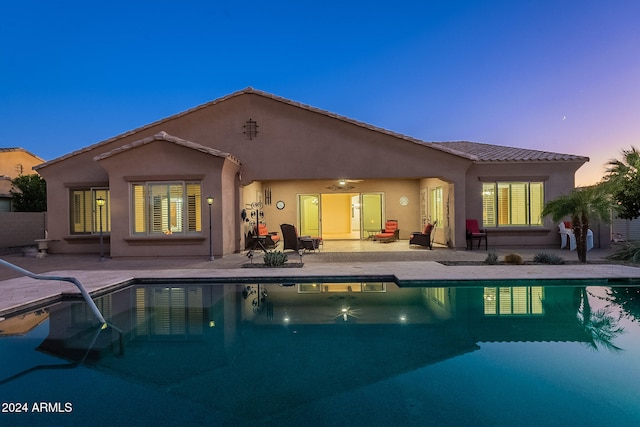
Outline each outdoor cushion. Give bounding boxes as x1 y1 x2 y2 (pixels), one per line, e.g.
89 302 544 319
258 224 280 243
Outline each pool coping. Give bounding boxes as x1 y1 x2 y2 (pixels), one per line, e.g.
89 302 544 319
2 261 640 318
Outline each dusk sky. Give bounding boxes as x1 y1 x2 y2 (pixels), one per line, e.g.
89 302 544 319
2 1 639 186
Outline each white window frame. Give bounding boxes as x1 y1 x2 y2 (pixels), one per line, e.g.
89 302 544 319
482 181 544 227
131 181 202 236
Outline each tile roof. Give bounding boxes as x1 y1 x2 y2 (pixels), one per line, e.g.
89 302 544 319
35 88 588 168
93 131 240 165
432 141 589 163
0 147 44 161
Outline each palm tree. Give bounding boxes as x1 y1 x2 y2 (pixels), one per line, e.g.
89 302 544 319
542 186 610 262
603 146 640 220
576 287 625 352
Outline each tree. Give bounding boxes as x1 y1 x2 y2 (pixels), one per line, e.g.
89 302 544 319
576 287 625 352
10 174 47 212
541 185 610 263
603 146 640 220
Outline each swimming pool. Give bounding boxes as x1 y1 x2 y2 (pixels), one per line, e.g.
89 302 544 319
1 281 639 426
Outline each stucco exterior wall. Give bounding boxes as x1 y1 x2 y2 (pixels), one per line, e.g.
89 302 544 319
95 139 236 258
34 90 587 257
464 161 584 248
256 179 421 241
0 149 45 211
0 150 43 178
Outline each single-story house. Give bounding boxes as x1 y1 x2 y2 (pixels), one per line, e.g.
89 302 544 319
34 88 589 258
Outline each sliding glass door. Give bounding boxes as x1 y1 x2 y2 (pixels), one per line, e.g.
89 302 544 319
298 194 321 237
361 193 383 239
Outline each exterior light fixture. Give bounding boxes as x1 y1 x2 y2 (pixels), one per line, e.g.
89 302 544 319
96 197 106 262
207 196 214 261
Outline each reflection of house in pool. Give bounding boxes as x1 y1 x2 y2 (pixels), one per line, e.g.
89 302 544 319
33 284 589 417
0 310 48 336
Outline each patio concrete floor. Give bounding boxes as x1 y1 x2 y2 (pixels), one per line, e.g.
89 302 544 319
1 240 639 318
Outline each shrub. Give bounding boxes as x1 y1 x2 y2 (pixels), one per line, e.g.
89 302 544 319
533 252 565 265
607 241 640 264
485 251 499 265
263 250 288 267
504 253 524 265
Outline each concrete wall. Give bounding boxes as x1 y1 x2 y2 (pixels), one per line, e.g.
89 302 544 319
0 212 47 253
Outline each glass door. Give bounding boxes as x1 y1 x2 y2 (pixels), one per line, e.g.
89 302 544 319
360 193 383 239
298 194 321 237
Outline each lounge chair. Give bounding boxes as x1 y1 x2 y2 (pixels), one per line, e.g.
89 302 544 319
558 221 572 249
409 220 437 249
558 222 593 251
280 224 320 252
465 219 487 250
374 220 399 243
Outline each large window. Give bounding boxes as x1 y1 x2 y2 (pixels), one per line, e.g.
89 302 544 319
132 182 201 235
70 188 110 234
134 287 204 339
482 182 544 227
484 287 544 315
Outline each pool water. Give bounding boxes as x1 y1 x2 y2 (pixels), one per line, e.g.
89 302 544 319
1 282 640 426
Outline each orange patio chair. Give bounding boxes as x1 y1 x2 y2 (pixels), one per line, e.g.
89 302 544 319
374 220 399 243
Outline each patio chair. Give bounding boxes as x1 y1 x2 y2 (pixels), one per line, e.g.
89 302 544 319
409 220 437 249
558 222 594 251
558 221 572 249
257 224 280 246
280 224 320 252
245 224 280 251
374 220 399 243
465 219 487 250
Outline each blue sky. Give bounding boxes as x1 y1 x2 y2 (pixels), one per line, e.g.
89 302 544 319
1 0 639 186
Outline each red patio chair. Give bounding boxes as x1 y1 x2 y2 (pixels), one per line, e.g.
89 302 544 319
465 219 487 250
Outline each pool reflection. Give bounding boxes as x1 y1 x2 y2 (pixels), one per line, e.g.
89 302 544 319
1 282 631 423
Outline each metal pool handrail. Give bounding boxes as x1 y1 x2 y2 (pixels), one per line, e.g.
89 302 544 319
0 258 107 327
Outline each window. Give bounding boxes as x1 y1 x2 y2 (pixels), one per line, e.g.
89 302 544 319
134 287 204 339
430 186 443 225
484 287 544 315
131 182 201 235
70 189 110 234
424 287 446 307
482 182 543 227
